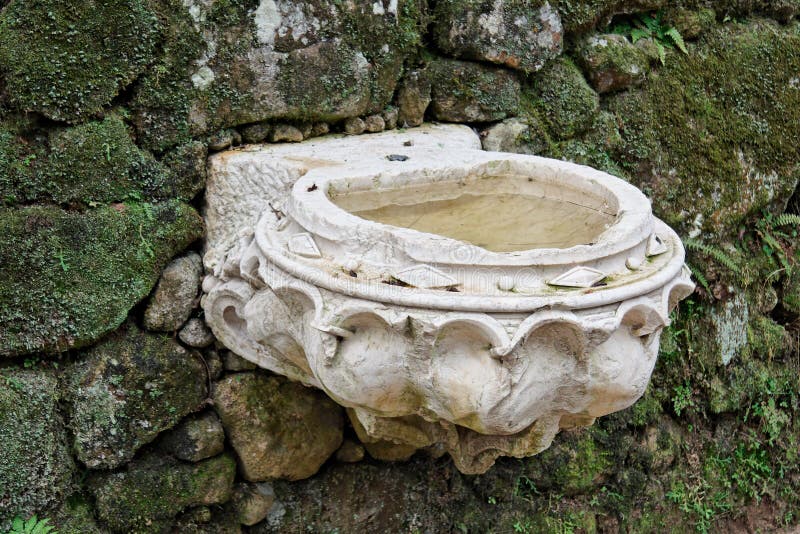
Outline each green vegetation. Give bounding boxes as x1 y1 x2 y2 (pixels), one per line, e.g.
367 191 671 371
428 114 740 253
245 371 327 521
0 0 158 122
610 11 688 64
0 202 202 357
6 516 57 534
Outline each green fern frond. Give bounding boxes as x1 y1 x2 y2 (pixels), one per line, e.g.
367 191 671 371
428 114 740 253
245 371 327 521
759 229 791 271
665 27 688 54
656 42 667 65
773 213 800 227
684 238 741 274
8 516 57 534
630 27 650 43
687 263 711 295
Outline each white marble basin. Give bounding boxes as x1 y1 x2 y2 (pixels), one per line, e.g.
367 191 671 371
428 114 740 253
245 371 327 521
202 124 693 474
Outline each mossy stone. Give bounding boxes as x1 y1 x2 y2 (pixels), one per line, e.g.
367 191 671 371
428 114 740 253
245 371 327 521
0 115 202 206
213 373 344 481
64 323 207 469
0 201 202 357
0 0 159 122
90 452 236 533
576 33 649 93
607 19 800 237
530 57 600 139
432 0 562 72
428 58 521 122
0 368 75 530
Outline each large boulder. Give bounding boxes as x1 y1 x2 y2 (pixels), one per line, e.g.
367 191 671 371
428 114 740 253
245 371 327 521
0 368 75 531
0 0 159 122
0 201 202 357
213 373 344 481
64 324 207 469
90 452 236 533
432 0 563 72
132 0 424 151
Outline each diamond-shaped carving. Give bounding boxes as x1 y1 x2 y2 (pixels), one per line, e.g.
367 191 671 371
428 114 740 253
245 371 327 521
646 233 668 256
287 233 322 258
547 266 606 288
393 265 457 289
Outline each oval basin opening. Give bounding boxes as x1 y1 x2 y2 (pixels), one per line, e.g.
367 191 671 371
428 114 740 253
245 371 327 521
329 173 618 253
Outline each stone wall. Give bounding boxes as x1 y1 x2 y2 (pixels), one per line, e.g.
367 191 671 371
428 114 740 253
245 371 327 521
1 1 799 532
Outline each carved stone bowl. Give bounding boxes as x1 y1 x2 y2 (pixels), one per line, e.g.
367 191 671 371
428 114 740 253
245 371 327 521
202 124 693 473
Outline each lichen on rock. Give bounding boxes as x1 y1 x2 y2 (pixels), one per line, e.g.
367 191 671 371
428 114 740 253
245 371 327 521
432 0 563 72
64 323 207 469
132 0 424 151
0 201 202 357
213 373 344 481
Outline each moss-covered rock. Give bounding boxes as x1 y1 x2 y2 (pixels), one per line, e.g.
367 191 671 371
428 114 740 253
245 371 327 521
576 33 650 93
607 19 800 237
0 368 75 530
159 411 226 463
1 115 202 206
90 452 236 533
133 0 424 151
0 201 202 357
432 0 563 72
428 58 521 122
552 0 664 33
63 323 207 469
530 57 600 139
52 494 104 534
213 373 344 481
0 0 159 122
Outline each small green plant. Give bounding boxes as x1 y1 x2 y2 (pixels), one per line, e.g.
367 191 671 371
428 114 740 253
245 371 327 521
672 382 695 416
684 238 743 296
755 211 800 278
6 515 58 534
611 11 688 64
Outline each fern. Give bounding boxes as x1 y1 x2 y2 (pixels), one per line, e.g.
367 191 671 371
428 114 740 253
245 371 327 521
687 263 711 295
684 238 741 274
8 516 57 534
610 10 689 65
665 27 688 54
773 213 800 227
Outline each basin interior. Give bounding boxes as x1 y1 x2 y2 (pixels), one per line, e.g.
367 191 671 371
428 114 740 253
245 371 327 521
329 173 618 252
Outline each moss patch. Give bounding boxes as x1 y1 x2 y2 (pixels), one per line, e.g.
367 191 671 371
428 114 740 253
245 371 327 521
0 0 159 122
90 452 236 533
607 19 800 237
1 115 201 206
0 201 202 357
0 368 75 530
529 57 600 140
